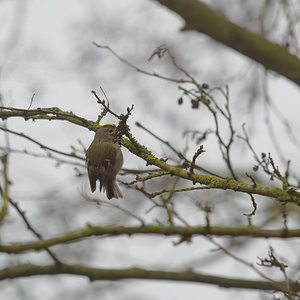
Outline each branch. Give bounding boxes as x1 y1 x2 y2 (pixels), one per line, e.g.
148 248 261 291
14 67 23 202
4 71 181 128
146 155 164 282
136 122 218 177
7 197 62 265
1 224 300 254
0 263 297 292
0 107 96 130
2 106 300 203
122 131 300 204
0 127 85 161
152 0 300 86
0 155 9 222
207 237 297 296
0 146 85 167
92 43 193 84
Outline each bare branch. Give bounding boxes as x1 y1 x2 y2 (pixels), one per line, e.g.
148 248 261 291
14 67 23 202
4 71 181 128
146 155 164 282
0 262 296 291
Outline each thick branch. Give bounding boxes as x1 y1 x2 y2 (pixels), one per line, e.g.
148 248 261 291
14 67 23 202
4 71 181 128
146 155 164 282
0 263 296 292
153 0 300 86
1 225 300 254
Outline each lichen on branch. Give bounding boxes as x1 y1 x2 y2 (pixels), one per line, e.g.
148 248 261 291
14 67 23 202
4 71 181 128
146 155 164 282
1 106 299 205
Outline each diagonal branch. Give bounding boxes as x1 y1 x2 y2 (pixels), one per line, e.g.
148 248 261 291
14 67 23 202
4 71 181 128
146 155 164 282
152 0 300 86
0 127 85 161
122 131 300 204
1 106 300 203
7 198 62 265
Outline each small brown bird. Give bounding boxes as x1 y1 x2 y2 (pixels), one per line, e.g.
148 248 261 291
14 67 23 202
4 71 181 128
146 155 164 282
86 124 123 199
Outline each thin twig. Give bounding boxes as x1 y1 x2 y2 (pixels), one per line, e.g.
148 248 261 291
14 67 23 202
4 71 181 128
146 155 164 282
0 146 85 168
84 197 145 226
189 145 205 175
8 197 62 265
27 93 35 110
0 155 9 222
99 86 110 107
0 126 85 161
135 121 219 177
92 43 193 84
208 237 288 294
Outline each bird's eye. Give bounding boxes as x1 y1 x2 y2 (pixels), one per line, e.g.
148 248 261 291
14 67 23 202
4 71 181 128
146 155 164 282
109 129 114 133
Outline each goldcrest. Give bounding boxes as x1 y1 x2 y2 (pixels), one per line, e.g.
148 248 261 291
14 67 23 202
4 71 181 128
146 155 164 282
86 124 123 199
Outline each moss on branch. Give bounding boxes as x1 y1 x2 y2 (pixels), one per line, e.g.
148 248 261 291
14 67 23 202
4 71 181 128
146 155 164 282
0 107 300 205
0 107 98 131
1 106 299 204
122 136 300 204
0 224 299 254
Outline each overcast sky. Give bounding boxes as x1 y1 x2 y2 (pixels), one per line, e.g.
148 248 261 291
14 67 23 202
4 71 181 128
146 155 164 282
0 1 300 299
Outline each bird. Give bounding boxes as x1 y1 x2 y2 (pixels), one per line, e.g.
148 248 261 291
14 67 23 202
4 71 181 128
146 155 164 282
86 124 123 199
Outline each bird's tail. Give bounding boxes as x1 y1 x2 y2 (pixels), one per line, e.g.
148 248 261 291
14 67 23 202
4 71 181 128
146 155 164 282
102 179 123 200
